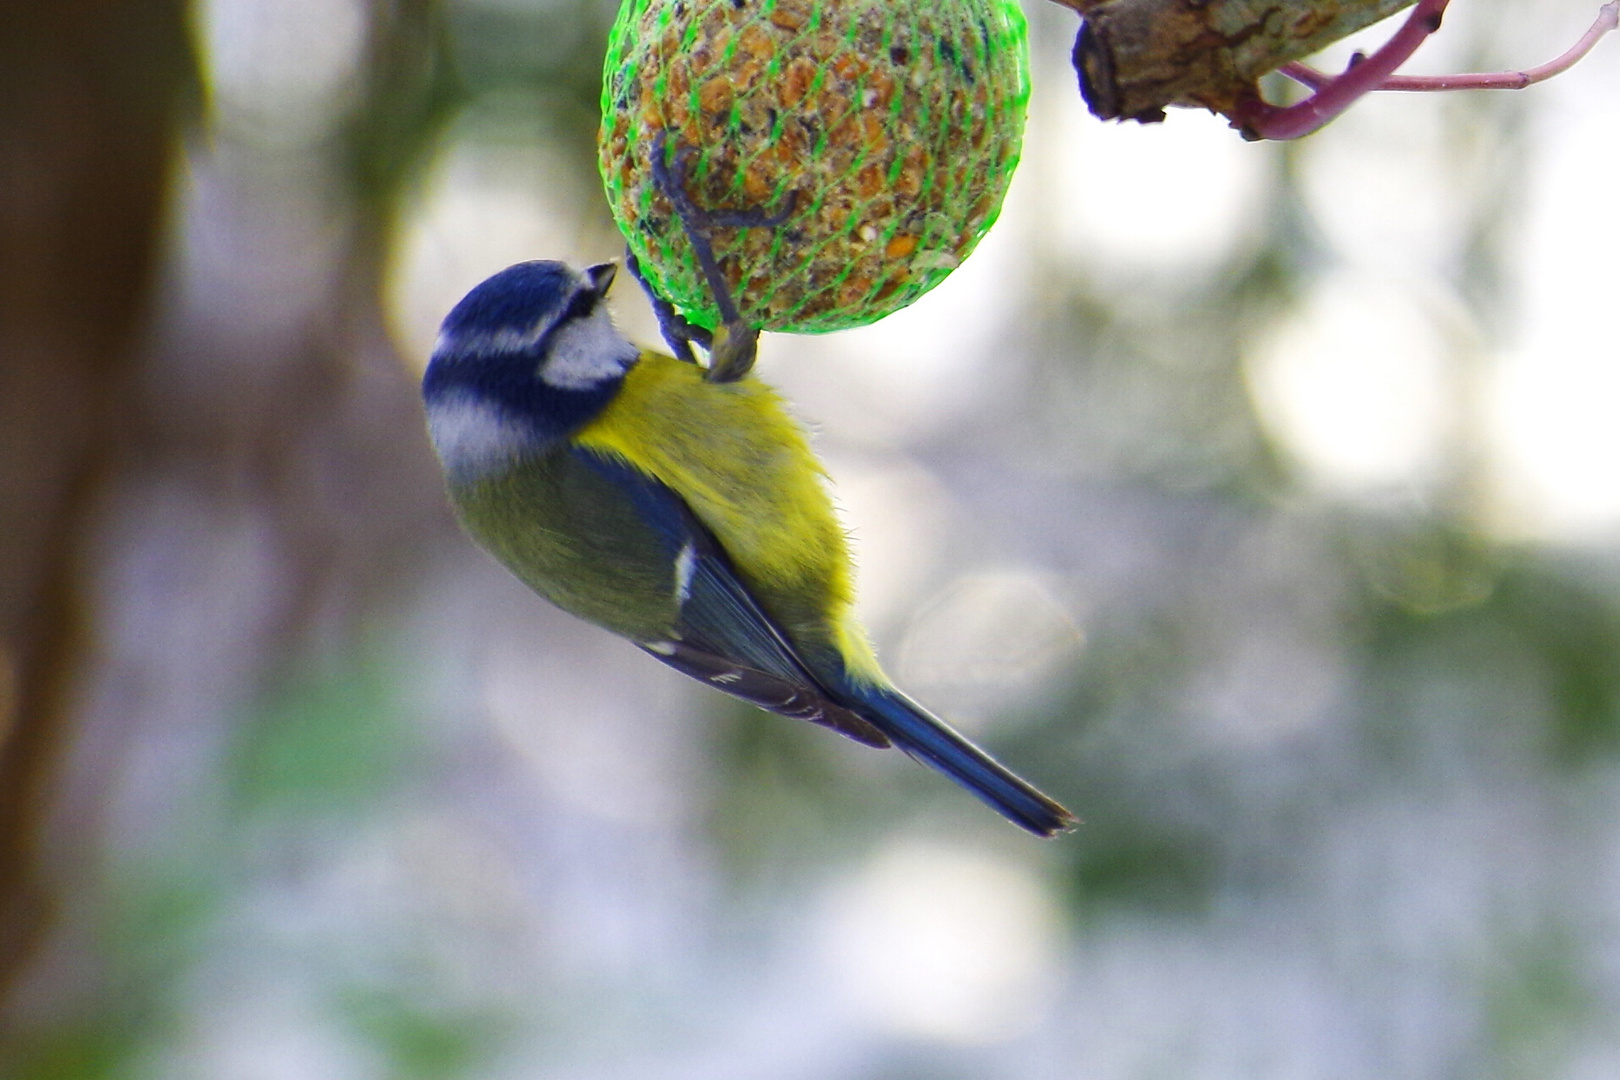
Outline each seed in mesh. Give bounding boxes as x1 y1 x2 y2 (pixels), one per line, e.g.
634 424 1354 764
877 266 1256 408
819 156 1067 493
599 0 1030 335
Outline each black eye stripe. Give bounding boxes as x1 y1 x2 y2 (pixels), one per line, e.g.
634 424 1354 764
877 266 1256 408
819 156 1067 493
526 287 600 365
560 286 598 323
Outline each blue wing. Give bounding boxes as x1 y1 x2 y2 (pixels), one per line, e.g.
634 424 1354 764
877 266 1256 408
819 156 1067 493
570 448 1074 835
571 448 890 748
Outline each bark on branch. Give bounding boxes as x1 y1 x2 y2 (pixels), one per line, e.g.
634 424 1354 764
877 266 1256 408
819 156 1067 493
1053 0 1417 124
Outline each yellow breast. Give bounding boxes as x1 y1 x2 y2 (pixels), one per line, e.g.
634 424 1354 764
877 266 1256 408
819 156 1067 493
572 351 883 683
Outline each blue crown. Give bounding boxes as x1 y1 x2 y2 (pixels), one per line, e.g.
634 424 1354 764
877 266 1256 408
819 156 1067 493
439 261 579 340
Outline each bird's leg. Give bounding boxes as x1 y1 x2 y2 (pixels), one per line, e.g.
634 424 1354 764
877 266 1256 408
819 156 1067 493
650 131 798 383
626 249 709 365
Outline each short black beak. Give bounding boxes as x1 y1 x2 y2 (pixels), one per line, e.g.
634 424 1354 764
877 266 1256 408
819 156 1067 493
585 261 617 299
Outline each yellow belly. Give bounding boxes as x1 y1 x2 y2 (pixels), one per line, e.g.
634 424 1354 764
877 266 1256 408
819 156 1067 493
572 351 883 685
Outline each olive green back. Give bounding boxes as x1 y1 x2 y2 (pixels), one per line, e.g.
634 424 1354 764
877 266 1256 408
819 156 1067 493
450 451 679 644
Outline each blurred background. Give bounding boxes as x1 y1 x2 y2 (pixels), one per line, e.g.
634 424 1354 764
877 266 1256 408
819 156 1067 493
3 0 1620 1076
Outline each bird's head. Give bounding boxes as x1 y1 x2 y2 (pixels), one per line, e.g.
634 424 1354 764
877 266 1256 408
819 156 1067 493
423 260 638 480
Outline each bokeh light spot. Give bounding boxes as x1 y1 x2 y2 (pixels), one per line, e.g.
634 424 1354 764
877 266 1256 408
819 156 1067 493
1038 100 1271 282
1483 105 1620 543
1245 273 1454 493
898 569 1084 732
197 0 368 145
817 838 1062 1043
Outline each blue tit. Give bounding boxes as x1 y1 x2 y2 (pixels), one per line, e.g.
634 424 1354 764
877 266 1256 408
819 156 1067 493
422 260 1075 837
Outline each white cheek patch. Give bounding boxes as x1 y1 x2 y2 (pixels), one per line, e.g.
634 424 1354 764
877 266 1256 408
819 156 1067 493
541 307 638 390
426 393 541 482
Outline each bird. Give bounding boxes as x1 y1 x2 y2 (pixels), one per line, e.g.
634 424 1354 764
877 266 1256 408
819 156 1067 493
421 259 1075 837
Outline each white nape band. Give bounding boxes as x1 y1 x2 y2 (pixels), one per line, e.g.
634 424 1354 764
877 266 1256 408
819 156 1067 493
426 393 540 482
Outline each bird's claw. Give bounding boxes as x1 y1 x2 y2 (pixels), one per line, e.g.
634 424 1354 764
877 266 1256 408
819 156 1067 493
626 250 709 365
646 130 794 382
705 322 759 384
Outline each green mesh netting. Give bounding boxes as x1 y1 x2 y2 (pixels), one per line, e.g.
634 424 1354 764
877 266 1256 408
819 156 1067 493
599 0 1030 335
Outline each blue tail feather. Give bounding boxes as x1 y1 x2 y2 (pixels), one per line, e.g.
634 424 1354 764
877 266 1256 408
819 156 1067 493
846 682 1077 838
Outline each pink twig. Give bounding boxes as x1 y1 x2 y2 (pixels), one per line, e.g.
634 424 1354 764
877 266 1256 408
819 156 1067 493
1281 1 1618 92
1238 0 1452 139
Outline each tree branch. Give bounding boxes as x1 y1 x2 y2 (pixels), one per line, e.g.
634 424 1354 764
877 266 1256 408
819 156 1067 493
1068 0 1418 124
